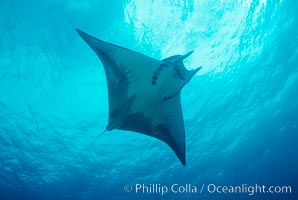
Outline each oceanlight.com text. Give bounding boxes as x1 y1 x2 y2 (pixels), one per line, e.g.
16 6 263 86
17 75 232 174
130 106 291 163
207 184 292 195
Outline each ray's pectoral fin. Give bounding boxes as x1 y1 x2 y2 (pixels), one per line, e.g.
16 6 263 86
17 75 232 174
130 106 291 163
155 96 186 166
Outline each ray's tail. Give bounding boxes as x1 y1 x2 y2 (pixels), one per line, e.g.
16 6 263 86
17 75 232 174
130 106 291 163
81 129 107 153
73 129 107 162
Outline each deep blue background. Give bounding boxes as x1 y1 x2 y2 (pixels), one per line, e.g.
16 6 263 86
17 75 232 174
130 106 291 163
0 0 297 199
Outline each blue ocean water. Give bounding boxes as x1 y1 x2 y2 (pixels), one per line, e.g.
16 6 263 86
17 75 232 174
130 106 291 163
0 0 297 199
